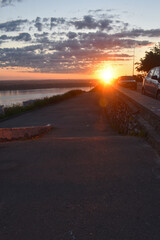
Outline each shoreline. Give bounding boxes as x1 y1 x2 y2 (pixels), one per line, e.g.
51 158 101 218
0 80 95 91
0 89 85 121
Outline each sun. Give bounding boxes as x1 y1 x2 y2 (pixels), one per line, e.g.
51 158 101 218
96 66 115 85
94 64 117 86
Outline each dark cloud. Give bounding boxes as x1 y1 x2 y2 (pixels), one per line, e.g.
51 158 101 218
114 28 160 38
34 36 50 44
70 15 113 31
23 45 43 52
0 10 158 74
13 33 31 41
0 34 8 40
43 18 49 22
34 32 49 38
34 32 49 43
78 32 151 50
67 32 77 39
0 33 31 41
0 19 28 32
0 33 150 74
0 47 45 70
0 45 132 73
53 39 81 51
88 9 103 14
1 0 22 7
35 22 43 31
88 9 114 14
50 17 65 29
0 32 152 73
34 17 43 31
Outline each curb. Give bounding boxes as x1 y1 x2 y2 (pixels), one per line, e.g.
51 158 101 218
0 124 53 142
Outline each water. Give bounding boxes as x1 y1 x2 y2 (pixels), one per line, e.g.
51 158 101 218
0 87 91 107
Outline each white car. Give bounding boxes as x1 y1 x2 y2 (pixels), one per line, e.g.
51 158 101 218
142 66 160 99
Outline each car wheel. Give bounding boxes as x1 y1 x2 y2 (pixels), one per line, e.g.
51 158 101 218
156 91 160 100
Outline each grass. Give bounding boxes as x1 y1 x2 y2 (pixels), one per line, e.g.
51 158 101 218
0 89 84 120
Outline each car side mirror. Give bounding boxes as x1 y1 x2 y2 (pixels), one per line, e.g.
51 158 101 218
152 75 158 80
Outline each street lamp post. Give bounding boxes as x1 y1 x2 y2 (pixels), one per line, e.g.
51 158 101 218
132 46 135 76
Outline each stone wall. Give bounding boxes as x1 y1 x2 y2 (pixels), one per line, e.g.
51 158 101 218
105 91 143 136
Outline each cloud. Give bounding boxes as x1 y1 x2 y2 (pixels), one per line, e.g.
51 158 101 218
0 45 132 73
67 32 77 39
49 39 81 51
34 32 49 42
0 33 31 41
78 32 151 50
34 34 50 44
0 47 44 70
0 10 158 74
13 33 31 41
0 32 150 74
50 17 65 29
113 28 160 38
0 0 22 7
33 17 66 31
88 9 103 14
34 17 43 32
88 9 114 14
0 34 8 40
0 19 28 32
70 15 113 31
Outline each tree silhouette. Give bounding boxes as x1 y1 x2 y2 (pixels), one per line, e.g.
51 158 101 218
136 44 160 73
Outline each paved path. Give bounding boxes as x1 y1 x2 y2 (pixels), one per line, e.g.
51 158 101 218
0 91 115 137
0 91 160 240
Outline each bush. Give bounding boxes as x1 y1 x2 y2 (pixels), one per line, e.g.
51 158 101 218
0 89 84 120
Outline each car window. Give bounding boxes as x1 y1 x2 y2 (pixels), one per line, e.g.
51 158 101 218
153 67 160 79
147 68 155 78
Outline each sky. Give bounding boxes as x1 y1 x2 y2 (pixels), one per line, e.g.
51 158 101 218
0 0 160 80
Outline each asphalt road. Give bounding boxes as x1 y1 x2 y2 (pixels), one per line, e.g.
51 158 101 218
0 91 160 240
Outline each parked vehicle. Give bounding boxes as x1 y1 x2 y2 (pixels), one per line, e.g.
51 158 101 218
142 66 160 99
117 76 137 90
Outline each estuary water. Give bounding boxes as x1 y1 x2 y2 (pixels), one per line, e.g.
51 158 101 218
0 87 91 107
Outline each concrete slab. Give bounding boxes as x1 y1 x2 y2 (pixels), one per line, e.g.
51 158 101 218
0 124 53 141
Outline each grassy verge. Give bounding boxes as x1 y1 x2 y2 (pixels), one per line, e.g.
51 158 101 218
0 89 84 120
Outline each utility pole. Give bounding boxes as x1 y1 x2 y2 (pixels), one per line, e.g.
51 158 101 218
132 46 135 76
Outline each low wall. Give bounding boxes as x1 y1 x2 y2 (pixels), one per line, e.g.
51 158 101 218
105 87 160 154
105 90 143 136
0 124 53 142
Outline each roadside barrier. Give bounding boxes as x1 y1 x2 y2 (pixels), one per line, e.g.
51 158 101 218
0 124 53 142
113 86 160 155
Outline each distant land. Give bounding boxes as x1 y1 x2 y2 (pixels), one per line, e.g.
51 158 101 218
0 79 96 91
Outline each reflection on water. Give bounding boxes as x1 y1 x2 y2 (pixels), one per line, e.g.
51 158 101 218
0 87 91 106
